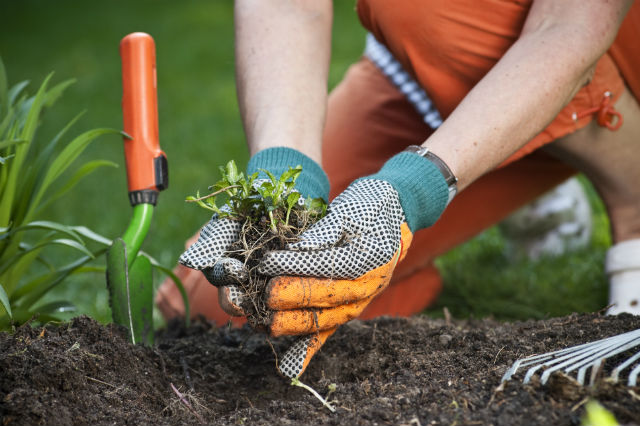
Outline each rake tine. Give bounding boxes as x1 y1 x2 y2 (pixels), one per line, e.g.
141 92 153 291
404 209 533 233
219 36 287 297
501 338 612 382
588 358 605 386
539 332 640 385
629 362 640 386
532 343 608 384
611 349 640 383
525 337 622 384
570 336 640 385
502 328 640 386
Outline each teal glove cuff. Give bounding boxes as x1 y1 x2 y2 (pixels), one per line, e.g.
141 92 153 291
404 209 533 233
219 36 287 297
247 147 330 202
364 152 449 232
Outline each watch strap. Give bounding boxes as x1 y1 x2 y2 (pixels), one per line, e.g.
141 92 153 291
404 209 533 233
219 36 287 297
404 145 458 204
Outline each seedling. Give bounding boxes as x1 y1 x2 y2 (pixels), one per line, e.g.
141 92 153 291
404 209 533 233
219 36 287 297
187 160 327 327
187 160 326 232
291 378 336 413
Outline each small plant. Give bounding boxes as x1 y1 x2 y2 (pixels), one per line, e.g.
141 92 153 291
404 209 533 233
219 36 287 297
0 57 121 329
187 160 326 231
186 159 327 327
290 377 336 413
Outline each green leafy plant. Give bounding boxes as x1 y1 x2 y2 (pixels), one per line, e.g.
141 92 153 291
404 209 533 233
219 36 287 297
0 57 121 329
187 160 327 231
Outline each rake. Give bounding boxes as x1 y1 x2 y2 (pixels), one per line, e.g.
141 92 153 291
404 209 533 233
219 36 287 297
501 328 640 386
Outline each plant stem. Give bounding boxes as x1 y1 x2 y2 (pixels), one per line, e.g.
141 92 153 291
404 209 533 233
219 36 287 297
185 185 241 202
291 378 336 413
268 211 277 232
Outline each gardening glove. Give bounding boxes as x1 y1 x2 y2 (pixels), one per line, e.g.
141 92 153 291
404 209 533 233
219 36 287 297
261 151 452 377
178 147 329 316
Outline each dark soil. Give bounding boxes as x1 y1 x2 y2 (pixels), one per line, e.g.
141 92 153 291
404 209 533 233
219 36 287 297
2 313 640 426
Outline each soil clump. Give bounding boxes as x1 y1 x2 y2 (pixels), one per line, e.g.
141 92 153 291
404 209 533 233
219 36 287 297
227 209 312 329
1 313 639 425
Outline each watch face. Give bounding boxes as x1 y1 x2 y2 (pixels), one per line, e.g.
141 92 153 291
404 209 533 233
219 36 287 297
406 145 428 156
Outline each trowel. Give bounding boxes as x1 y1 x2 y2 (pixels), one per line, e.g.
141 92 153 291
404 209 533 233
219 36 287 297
106 33 168 345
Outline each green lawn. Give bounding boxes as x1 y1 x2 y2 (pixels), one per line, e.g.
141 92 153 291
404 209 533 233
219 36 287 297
0 0 611 324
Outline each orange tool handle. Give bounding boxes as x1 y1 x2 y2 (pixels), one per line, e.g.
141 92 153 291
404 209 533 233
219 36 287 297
120 32 168 206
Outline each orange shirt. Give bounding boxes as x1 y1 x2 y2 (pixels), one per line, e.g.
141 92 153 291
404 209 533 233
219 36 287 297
356 0 639 165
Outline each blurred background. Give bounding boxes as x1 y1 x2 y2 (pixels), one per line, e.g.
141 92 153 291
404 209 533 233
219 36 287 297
0 0 611 324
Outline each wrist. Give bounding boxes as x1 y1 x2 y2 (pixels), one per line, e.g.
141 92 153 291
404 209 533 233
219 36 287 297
247 147 330 202
364 152 449 232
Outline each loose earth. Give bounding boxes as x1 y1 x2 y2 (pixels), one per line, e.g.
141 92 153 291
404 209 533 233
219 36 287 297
1 313 639 425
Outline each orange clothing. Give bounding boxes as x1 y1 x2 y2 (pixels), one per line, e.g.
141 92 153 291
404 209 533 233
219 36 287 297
156 1 640 323
356 0 638 164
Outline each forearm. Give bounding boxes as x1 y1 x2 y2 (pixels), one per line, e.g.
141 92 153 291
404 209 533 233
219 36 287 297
424 0 632 191
234 0 332 164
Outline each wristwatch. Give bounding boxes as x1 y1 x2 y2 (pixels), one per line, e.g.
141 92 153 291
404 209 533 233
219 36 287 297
404 145 458 205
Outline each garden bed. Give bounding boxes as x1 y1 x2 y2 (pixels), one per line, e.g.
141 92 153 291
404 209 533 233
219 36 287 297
1 313 639 425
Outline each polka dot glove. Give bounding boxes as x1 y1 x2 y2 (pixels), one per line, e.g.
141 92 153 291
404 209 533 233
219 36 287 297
178 209 249 313
260 179 414 378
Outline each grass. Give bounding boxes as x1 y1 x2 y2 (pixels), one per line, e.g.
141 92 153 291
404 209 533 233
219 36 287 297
429 176 611 321
0 1 612 324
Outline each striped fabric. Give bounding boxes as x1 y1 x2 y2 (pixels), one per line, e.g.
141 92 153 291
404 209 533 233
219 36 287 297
364 33 443 129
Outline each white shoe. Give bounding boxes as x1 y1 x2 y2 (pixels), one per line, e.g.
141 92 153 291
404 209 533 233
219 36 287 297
606 238 640 315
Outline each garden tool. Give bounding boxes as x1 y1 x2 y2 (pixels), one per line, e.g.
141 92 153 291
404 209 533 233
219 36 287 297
502 328 640 386
106 32 168 345
502 240 640 387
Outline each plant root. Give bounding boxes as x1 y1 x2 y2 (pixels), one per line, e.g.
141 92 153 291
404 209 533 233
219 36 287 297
228 208 316 328
168 382 209 424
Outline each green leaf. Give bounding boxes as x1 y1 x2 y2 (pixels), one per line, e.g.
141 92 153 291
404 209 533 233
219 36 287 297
0 220 85 243
36 159 118 215
21 73 52 143
7 80 29 106
46 238 94 258
287 192 301 209
0 238 94 278
12 254 100 304
0 139 26 150
0 57 7 116
33 301 76 316
8 308 64 326
0 75 51 228
43 79 75 108
69 226 112 246
0 284 12 319
0 154 15 164
24 128 121 223
582 400 619 426
261 168 278 186
13 112 86 223
279 165 302 184
0 106 15 140
225 160 241 184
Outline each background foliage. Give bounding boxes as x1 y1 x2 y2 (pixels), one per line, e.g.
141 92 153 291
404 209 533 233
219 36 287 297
0 0 610 323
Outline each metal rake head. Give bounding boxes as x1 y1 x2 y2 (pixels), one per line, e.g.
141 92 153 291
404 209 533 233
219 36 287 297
501 329 640 387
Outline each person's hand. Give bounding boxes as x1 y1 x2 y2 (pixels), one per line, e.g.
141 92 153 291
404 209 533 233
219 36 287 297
260 179 413 377
178 211 250 315
259 151 453 378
